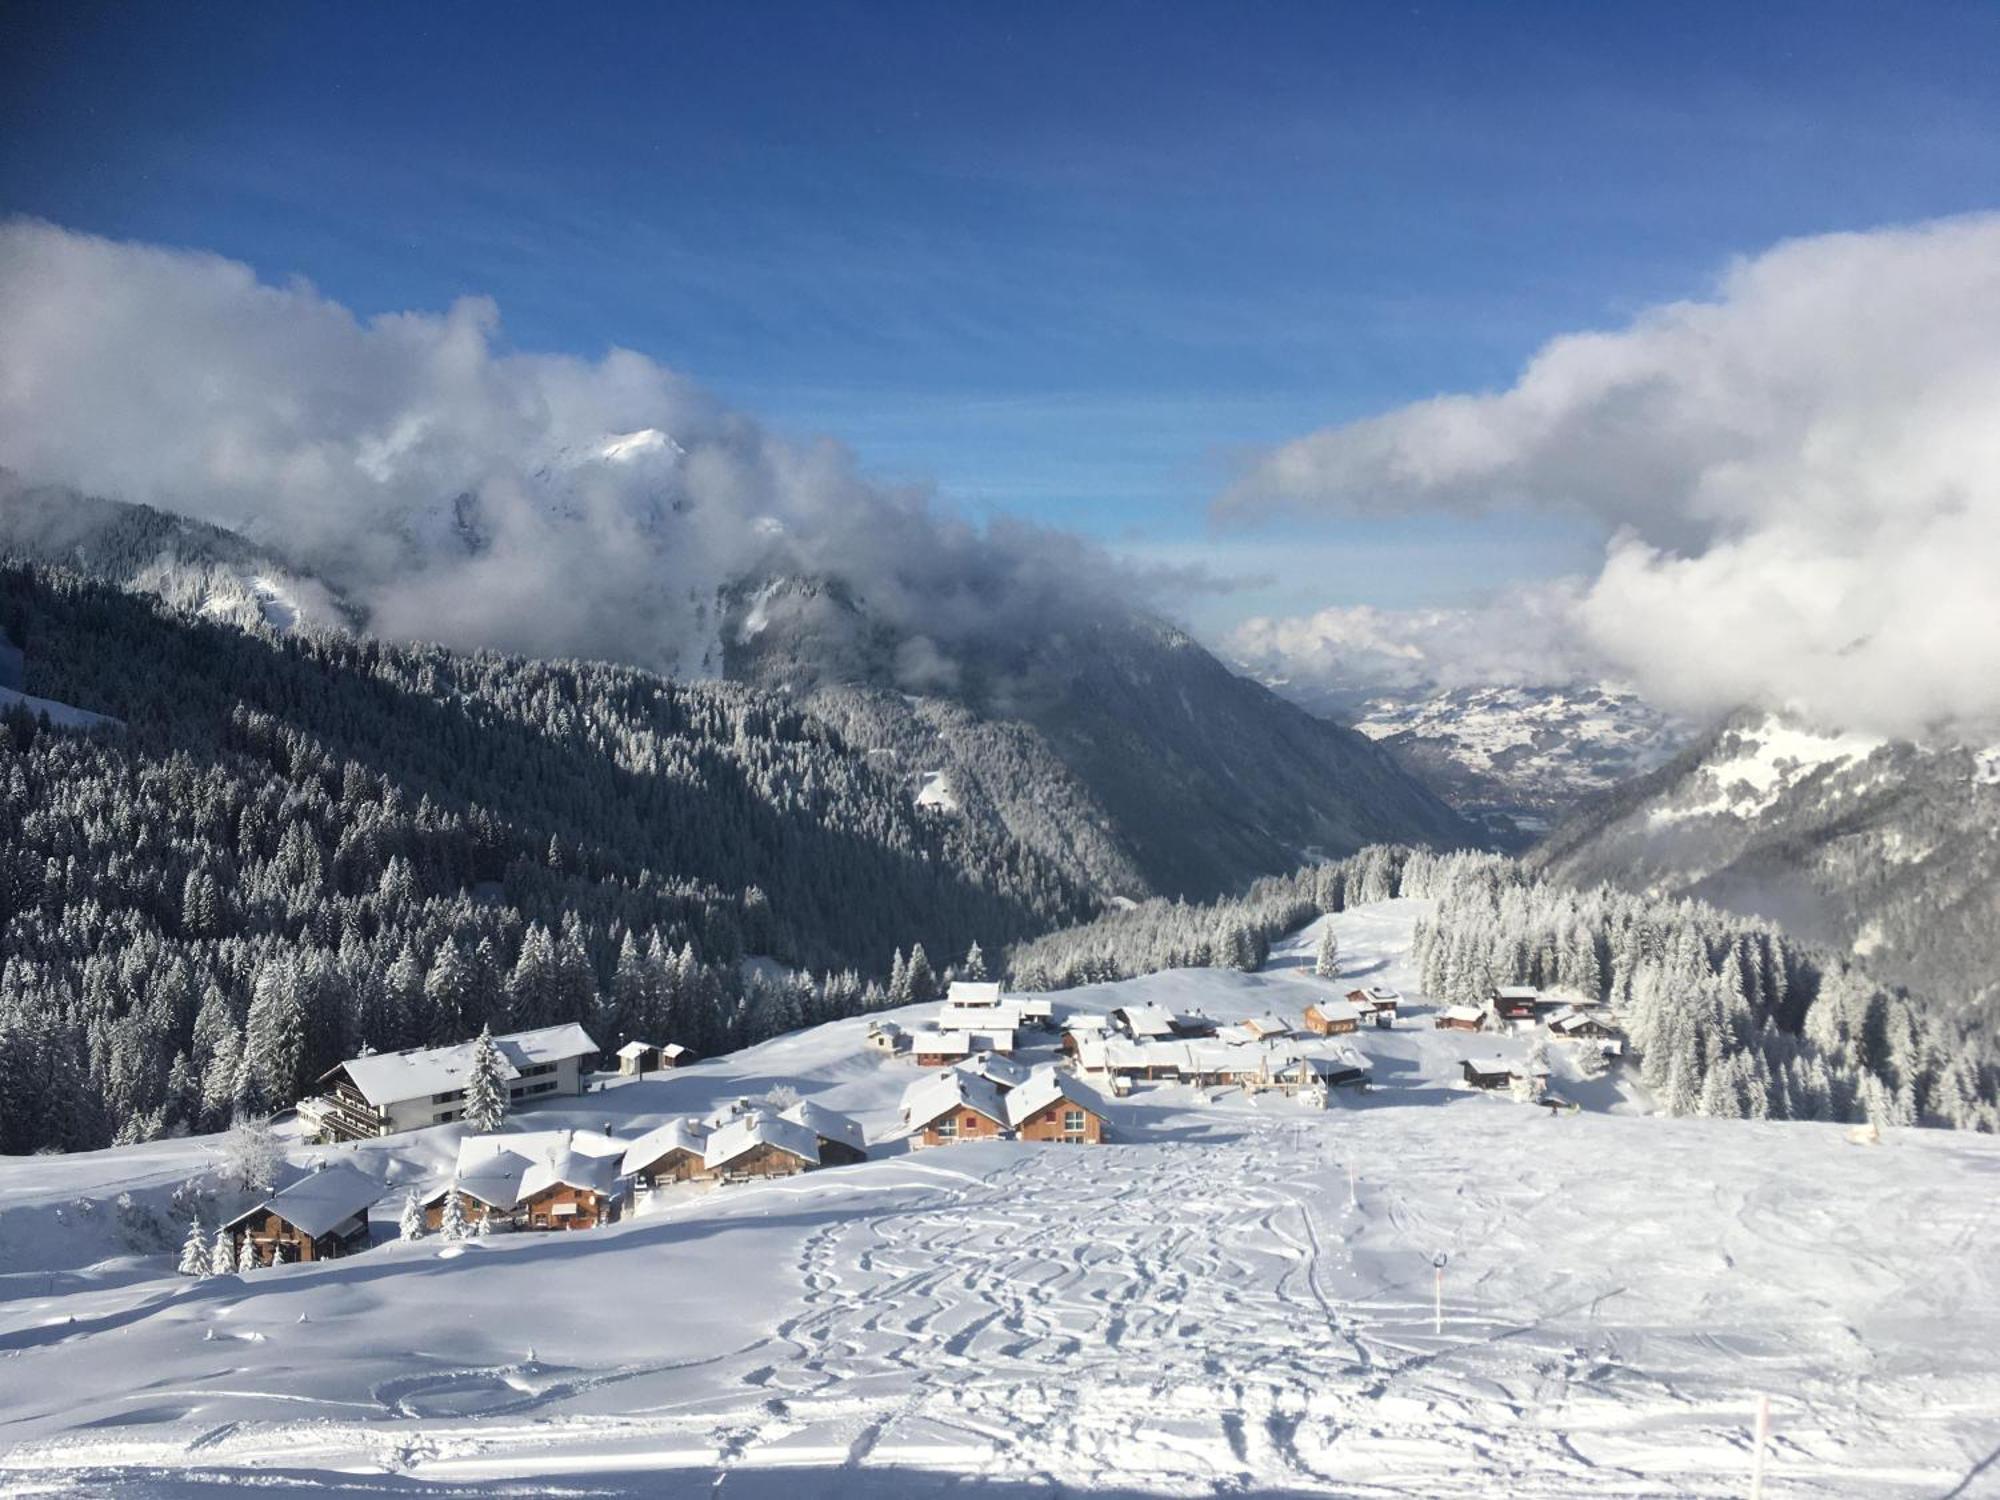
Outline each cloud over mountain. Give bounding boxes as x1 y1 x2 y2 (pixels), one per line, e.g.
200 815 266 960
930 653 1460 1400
0 220 1188 680
1222 216 2000 740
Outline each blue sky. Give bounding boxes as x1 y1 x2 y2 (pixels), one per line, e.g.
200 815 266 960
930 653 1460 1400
6 1 2000 628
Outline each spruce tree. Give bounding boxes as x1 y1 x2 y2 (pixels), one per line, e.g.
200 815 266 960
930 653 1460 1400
399 1190 425 1241
1315 927 1340 980
463 1026 509 1132
961 942 988 982
179 1214 210 1277
439 1182 467 1242
210 1225 235 1277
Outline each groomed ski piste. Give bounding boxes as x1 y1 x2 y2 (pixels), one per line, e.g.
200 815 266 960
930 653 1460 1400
2 899 1996 1497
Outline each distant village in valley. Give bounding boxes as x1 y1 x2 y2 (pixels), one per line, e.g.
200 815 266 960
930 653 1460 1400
194 932 1627 1276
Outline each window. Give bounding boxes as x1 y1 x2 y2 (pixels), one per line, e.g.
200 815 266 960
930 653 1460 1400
1063 1109 1086 1134
963 1114 981 1132
936 1117 957 1138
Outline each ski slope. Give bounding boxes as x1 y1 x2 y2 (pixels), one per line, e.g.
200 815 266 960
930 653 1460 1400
1 901 1996 1496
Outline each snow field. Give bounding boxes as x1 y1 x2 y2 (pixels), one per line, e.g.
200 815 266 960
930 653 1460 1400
0 900 1995 1496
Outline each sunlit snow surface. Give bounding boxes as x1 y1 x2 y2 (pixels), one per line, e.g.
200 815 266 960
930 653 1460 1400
2 901 1996 1496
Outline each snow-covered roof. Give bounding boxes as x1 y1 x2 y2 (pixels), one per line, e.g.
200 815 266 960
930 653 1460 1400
618 1117 710 1177
1062 1014 1109 1034
1115 1004 1178 1039
226 1163 383 1237
1237 1015 1292 1040
947 980 1004 1007
906 1030 975 1058
781 1099 866 1154
1464 1057 1514 1077
703 1109 821 1170
1309 999 1362 1024
660 1043 692 1058
617 1041 655 1059
520 1146 621 1200
1492 986 1540 1001
957 1053 1032 1090
1004 1067 1103 1128
1441 1005 1487 1023
327 1023 599 1107
935 1004 1026 1032
1543 1006 1579 1027
900 1070 1008 1131
867 1019 905 1037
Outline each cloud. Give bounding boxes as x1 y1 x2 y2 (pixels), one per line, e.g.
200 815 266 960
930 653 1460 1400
0 219 1174 675
1223 586 1617 717
1220 215 2000 738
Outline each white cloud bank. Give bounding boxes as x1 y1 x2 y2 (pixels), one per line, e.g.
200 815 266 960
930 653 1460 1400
0 220 1177 680
1221 216 2000 740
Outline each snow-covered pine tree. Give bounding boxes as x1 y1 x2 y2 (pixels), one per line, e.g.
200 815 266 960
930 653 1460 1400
399 1190 425 1241
961 941 988 982
178 1213 209 1277
235 1234 258 1273
463 1025 509 1132
210 1225 234 1277
906 944 938 1004
439 1182 467 1242
1315 927 1340 979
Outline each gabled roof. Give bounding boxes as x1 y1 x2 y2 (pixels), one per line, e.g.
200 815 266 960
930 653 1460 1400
1308 999 1362 1024
1004 1067 1104 1128
1441 1005 1487 1023
1062 1013 1108 1032
618 1117 710 1177
781 1099 866 1154
957 1052 1032 1090
1114 1004 1178 1039
905 1029 975 1058
1492 985 1540 1001
520 1147 620 1200
1463 1057 1514 1078
947 980 1004 1007
703 1109 820 1170
225 1163 383 1236
660 1042 693 1058
900 1070 1008 1131
617 1041 655 1059
325 1023 599 1107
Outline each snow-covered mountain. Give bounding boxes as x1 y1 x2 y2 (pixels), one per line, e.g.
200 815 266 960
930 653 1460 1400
1535 710 2000 1018
4 480 1479 902
0 474 357 634
1345 683 1693 848
722 574 1478 900
1 898 1994 1495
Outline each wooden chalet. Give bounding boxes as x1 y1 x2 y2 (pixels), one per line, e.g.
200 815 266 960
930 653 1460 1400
225 1163 382 1266
616 1040 657 1077
1489 986 1540 1022
702 1110 823 1181
618 1118 713 1189
1461 1058 1514 1091
1547 1008 1618 1041
1006 1068 1108 1143
436 1130 626 1230
658 1043 695 1068
299 1023 599 1143
1303 998 1362 1036
901 1070 1009 1147
517 1148 621 1229
908 1029 976 1067
781 1100 868 1166
1434 1005 1488 1033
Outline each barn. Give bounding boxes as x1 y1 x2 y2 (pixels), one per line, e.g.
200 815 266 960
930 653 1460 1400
225 1163 382 1266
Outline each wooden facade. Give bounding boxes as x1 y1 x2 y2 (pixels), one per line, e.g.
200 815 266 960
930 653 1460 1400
519 1181 616 1230
1013 1098 1106 1144
707 1141 814 1182
422 1189 507 1233
228 1207 369 1267
1302 1004 1359 1036
915 1107 1006 1148
624 1143 707 1187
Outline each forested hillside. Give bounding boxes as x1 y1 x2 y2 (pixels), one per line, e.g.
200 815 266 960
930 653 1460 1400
0 565 1092 1151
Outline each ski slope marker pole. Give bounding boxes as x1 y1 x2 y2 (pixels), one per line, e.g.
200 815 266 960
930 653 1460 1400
1749 1393 1770 1500
1432 1251 1447 1336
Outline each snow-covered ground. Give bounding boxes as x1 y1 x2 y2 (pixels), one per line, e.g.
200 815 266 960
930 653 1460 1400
0 683 119 730
2 901 1997 1496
